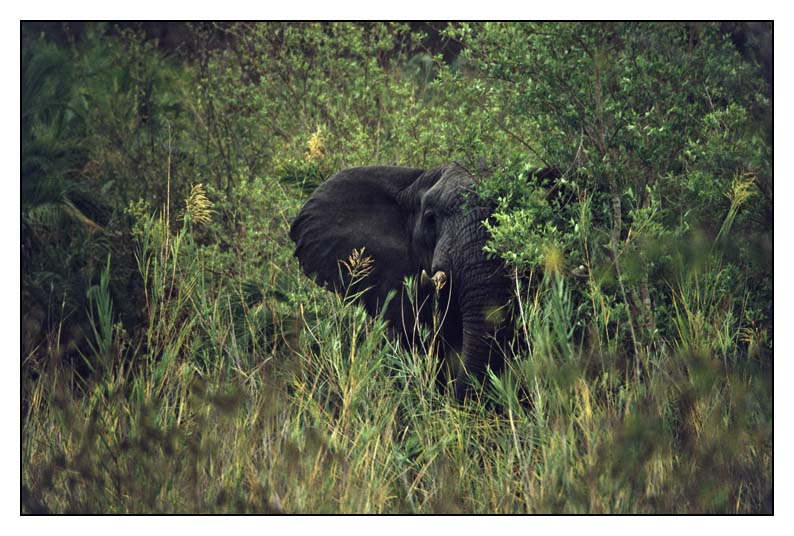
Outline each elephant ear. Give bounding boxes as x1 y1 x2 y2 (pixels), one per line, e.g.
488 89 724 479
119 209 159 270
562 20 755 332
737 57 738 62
290 166 432 324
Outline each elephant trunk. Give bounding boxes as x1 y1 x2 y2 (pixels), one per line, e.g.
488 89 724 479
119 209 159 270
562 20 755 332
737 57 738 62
455 274 511 400
451 213 511 401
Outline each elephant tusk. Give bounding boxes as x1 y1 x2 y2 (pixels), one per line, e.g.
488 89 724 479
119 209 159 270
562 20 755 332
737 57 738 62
421 269 433 288
421 269 447 290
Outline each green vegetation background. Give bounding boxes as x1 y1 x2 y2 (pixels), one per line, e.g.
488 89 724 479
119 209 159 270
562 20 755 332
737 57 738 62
21 22 773 513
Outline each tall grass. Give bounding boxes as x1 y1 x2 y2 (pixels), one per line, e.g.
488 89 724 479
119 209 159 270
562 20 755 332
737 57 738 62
21 171 771 514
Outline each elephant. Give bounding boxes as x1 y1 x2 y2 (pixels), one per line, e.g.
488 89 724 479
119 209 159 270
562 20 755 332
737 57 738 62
289 164 513 400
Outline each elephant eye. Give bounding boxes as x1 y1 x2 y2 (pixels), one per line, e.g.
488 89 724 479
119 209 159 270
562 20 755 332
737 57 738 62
422 210 437 242
423 210 436 228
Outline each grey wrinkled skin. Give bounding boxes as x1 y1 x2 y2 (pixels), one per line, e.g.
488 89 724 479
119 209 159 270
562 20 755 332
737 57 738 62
290 164 512 400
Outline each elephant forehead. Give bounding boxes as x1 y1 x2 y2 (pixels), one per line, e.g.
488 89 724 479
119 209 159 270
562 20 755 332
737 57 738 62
440 165 477 190
424 167 477 207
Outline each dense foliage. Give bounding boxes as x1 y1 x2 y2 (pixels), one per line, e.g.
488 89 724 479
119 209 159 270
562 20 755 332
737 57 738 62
21 22 772 513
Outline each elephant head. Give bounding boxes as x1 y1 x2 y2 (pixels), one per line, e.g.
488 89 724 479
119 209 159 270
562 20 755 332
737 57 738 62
290 164 512 400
